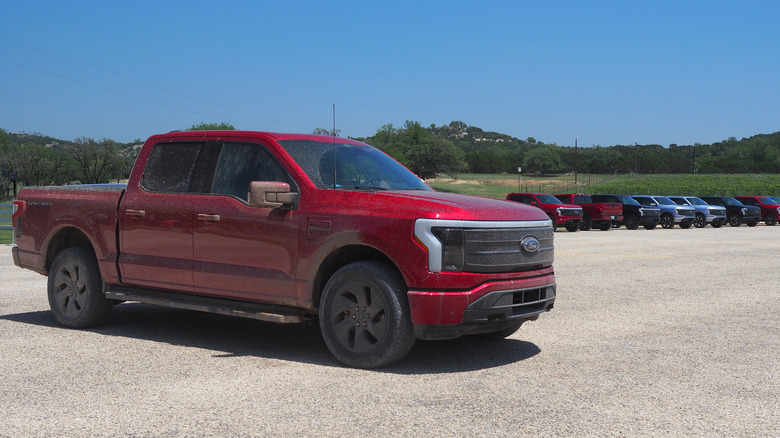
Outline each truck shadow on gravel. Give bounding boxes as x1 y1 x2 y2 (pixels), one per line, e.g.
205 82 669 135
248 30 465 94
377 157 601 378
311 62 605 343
2 303 540 373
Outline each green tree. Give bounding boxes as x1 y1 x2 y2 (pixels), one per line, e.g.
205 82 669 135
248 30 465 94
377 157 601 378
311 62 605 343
64 138 125 184
312 127 342 137
522 147 563 176
188 122 235 131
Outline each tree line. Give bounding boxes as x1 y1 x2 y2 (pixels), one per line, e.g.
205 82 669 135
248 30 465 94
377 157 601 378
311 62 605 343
3 121 779 199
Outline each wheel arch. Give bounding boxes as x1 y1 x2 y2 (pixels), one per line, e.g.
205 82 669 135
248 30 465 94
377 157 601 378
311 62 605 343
44 226 96 274
311 244 403 311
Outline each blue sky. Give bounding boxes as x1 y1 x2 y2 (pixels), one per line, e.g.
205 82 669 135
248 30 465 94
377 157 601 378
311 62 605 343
2 1 778 147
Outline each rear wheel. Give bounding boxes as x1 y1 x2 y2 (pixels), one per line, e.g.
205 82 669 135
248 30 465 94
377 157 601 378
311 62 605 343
47 247 113 328
643 224 657 230
319 262 415 368
680 222 693 229
694 213 706 228
598 222 611 231
728 214 742 227
711 220 723 228
660 214 674 229
565 225 579 232
747 221 758 227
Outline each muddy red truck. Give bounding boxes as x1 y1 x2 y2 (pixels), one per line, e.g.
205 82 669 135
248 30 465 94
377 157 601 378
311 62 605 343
11 131 556 368
554 193 623 231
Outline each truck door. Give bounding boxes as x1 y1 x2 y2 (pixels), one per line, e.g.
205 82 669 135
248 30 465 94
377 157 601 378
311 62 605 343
193 141 299 302
119 141 215 292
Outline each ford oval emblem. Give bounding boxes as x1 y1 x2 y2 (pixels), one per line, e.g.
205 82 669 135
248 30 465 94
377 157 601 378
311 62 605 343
520 236 540 255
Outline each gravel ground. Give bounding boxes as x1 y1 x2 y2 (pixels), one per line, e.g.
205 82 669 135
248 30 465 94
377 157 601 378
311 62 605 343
1 225 778 437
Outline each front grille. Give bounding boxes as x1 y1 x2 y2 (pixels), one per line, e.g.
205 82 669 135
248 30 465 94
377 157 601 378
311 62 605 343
463 227 553 273
559 208 581 217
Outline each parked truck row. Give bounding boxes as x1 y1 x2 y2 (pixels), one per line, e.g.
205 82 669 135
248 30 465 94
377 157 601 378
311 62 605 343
505 193 776 230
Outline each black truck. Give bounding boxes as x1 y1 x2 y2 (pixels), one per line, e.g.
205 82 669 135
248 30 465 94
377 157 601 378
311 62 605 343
700 196 761 227
591 194 661 230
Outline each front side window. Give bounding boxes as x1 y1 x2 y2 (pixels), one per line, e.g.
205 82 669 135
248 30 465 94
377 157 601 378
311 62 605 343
211 142 293 200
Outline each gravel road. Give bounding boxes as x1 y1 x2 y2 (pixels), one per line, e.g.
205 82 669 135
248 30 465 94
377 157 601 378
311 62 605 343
1 225 778 437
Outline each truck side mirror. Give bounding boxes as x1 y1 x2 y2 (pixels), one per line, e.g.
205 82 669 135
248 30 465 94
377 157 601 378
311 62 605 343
248 181 298 209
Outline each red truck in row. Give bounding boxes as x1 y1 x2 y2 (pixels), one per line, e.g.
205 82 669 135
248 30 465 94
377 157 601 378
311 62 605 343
11 131 556 368
554 193 624 231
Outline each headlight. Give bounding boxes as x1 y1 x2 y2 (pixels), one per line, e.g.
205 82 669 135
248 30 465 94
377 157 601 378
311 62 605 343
431 228 464 272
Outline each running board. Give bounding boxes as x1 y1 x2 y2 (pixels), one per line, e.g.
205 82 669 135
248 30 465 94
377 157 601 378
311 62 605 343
105 287 311 324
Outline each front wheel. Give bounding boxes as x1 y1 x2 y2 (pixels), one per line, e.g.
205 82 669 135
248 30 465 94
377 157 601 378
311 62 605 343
694 213 706 228
660 214 674 229
625 215 640 230
47 247 113 328
711 220 723 228
598 222 611 231
764 213 777 226
728 214 742 227
565 225 579 232
319 262 415 368
579 214 592 231
643 224 657 230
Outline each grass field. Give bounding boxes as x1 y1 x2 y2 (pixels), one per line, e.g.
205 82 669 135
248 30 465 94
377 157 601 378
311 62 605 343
0 229 11 245
428 173 780 199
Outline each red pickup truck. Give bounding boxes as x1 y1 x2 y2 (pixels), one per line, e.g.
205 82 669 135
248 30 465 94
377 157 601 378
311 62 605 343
12 131 556 368
554 193 623 231
505 193 583 232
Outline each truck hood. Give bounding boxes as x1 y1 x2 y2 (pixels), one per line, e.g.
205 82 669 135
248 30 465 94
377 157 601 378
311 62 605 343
342 190 549 221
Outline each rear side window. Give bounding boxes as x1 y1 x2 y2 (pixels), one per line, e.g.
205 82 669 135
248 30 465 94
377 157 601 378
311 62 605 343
142 142 205 193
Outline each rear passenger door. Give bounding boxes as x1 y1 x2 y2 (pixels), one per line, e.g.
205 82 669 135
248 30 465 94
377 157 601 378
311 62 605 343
119 141 218 291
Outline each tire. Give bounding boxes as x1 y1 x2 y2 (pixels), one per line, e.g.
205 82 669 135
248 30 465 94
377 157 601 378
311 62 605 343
319 262 415 368
565 225 579 232
47 247 113 328
598 222 611 231
625 215 640 230
579 214 592 231
728 214 741 227
764 213 777 226
747 221 758 227
643 224 657 230
694 213 706 228
660 213 674 229
680 222 693 229
711 220 723 228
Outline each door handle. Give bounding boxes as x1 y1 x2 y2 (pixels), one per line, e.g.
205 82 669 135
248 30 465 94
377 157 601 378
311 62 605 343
197 214 221 222
125 209 146 217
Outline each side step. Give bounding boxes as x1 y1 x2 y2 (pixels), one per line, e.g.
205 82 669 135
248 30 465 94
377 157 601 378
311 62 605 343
105 287 311 324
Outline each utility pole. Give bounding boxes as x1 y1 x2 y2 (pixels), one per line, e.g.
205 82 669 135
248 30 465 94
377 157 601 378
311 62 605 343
574 138 578 184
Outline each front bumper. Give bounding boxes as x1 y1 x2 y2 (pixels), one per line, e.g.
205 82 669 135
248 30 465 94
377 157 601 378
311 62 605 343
408 275 556 340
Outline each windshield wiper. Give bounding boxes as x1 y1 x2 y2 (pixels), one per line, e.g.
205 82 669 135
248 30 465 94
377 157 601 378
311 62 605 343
352 185 388 191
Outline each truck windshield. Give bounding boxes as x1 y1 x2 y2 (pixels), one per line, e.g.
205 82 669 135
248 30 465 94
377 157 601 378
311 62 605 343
536 194 564 204
686 197 708 205
278 139 432 191
655 197 676 206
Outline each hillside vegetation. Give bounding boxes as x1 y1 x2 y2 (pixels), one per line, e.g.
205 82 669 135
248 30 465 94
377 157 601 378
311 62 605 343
3 121 780 200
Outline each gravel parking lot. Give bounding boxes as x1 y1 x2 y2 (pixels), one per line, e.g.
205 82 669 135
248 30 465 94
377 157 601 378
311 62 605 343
1 226 778 437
